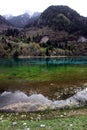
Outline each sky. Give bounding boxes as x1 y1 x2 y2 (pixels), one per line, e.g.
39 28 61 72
0 0 87 16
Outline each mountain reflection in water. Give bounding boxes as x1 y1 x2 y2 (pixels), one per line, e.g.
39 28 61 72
0 87 87 112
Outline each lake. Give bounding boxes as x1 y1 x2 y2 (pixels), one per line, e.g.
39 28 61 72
0 57 87 101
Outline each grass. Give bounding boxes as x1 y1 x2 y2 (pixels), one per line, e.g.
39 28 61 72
0 108 87 130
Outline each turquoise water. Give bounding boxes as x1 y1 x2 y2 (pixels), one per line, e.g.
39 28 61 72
0 57 87 67
0 57 87 100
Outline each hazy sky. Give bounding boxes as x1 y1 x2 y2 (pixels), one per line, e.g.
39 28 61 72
0 0 87 16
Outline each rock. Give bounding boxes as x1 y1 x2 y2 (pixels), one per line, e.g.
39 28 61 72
24 128 30 130
70 124 73 127
12 121 17 126
40 124 46 128
0 117 3 121
21 114 26 119
60 115 63 117
23 122 27 125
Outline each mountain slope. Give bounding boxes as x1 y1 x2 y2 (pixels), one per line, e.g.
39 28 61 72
25 12 41 27
0 15 10 25
1 6 87 58
8 13 30 28
0 15 11 31
26 5 87 35
24 6 87 57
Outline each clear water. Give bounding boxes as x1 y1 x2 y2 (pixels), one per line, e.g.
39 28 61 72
0 57 87 101
0 56 87 67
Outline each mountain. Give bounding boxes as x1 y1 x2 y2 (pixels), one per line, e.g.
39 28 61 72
1 6 87 58
25 12 41 27
7 13 30 28
0 15 11 31
31 12 41 18
3 14 13 20
25 5 87 45
4 12 41 28
0 15 10 24
23 6 87 57
26 5 87 35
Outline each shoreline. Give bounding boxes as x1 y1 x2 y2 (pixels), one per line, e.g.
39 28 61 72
18 55 67 59
18 55 87 59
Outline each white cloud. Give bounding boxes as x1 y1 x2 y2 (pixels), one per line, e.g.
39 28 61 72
0 0 87 16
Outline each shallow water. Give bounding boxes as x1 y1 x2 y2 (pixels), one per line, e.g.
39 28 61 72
0 57 87 102
0 57 87 66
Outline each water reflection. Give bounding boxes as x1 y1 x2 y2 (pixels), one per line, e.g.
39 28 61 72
0 87 87 112
0 57 87 107
0 57 87 67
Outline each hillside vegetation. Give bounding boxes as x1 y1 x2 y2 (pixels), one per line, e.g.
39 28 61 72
0 6 87 57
